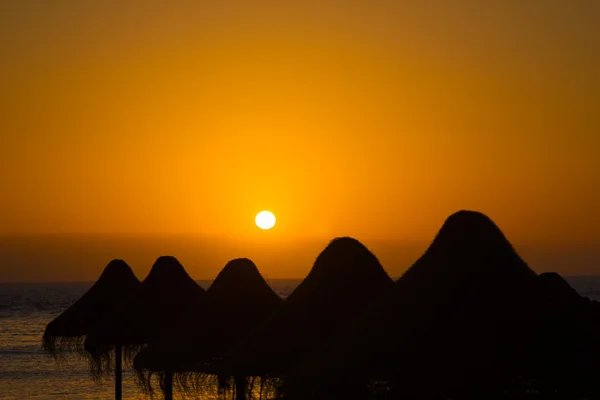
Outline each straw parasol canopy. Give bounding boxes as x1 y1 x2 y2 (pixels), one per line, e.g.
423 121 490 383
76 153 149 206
281 210 542 399
536 272 586 311
524 272 600 398
84 255 207 377
42 259 141 358
133 258 282 395
217 237 394 384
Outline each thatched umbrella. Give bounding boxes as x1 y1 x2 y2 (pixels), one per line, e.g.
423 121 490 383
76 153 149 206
133 258 282 399
84 255 207 400
217 237 394 391
281 210 543 399
524 272 600 398
42 259 141 357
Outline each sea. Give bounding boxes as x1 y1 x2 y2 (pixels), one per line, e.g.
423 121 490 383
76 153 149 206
2 277 600 400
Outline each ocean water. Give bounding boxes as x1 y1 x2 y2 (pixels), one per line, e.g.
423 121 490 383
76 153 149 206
0 280 300 400
1 277 600 399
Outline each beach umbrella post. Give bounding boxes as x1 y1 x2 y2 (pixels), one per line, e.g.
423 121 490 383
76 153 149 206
235 375 245 400
164 370 173 400
115 344 122 400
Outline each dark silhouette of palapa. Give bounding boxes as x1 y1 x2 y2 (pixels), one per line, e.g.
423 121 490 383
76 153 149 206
84 256 206 400
217 237 394 391
42 259 140 400
133 258 282 400
42 259 140 358
523 272 600 398
281 211 543 399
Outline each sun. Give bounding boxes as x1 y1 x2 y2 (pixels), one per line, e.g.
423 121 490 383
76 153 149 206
255 211 276 230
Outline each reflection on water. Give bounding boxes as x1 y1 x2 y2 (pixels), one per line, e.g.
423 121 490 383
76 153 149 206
1 313 146 399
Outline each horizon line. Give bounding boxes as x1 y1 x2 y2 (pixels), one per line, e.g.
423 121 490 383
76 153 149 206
4 274 600 285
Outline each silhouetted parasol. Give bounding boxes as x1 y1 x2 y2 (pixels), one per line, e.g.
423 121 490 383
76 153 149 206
84 255 206 400
42 259 140 357
281 210 543 399
525 272 600 398
133 258 282 400
217 237 394 390
537 272 584 310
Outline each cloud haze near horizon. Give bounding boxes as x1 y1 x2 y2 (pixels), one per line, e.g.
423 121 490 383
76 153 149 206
1 233 599 282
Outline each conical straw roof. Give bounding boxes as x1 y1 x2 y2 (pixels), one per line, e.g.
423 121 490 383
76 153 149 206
133 258 282 393
218 237 394 381
84 256 206 377
282 211 541 399
524 272 600 398
537 272 583 310
42 259 141 358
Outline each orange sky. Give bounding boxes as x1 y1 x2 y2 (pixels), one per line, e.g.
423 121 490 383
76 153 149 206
1 1 599 280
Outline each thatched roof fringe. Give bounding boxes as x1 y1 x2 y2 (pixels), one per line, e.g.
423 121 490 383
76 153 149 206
134 366 279 400
86 343 143 381
42 259 140 362
180 373 278 400
42 334 87 359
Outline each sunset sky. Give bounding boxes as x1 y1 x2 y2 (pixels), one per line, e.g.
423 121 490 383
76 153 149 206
1 1 599 281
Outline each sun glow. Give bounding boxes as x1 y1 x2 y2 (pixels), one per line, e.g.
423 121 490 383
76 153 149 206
255 211 276 230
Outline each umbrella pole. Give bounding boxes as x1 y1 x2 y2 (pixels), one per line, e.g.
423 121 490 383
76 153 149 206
235 375 246 400
164 370 173 400
115 344 122 400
